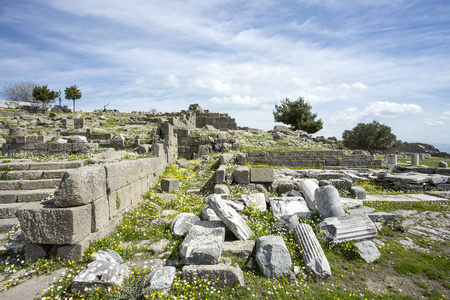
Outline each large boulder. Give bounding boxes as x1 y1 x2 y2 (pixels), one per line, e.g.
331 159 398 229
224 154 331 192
170 213 201 236
143 266 176 295
182 263 244 287
255 235 291 278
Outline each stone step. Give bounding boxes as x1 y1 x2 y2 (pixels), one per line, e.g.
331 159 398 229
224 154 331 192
0 179 61 191
0 189 55 203
0 218 19 232
365 194 449 204
0 160 84 171
0 203 26 218
2 169 67 180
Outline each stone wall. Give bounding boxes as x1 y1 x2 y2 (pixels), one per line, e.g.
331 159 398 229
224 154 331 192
246 151 381 168
196 113 237 130
16 122 178 262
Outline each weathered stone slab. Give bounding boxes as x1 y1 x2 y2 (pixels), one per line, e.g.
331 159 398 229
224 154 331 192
241 193 267 211
233 166 250 184
54 165 107 207
143 266 176 295
0 202 25 218
214 184 230 195
273 214 300 233
161 178 180 193
300 179 319 212
355 240 380 263
350 187 367 199
180 221 225 265
201 206 221 221
223 240 256 258
250 168 274 183
182 263 244 287
216 165 227 184
269 197 310 219
208 194 254 240
367 212 398 224
293 224 331 279
91 196 109 232
255 235 291 278
316 214 377 245
17 200 91 244
347 206 376 215
314 185 345 218
170 213 201 236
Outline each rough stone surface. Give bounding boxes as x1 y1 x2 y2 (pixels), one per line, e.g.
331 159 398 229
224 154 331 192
54 165 107 207
241 193 267 211
255 235 291 278
438 161 448 168
161 178 180 193
170 213 201 236
350 187 367 200
355 240 381 263
180 221 225 265
269 197 311 220
17 200 91 245
182 263 245 287
223 240 256 258
214 184 230 195
293 224 331 279
201 206 221 221
300 179 319 212
143 266 176 295
250 168 274 183
273 214 300 233
148 239 170 254
277 181 294 194
216 165 227 184
316 214 378 245
233 166 250 184
367 212 398 224
347 206 376 215
314 186 345 218
208 194 254 240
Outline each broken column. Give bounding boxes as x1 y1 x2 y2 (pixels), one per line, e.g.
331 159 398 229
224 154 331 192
314 186 345 218
411 154 419 166
387 154 397 165
293 224 331 279
300 179 319 212
255 235 291 278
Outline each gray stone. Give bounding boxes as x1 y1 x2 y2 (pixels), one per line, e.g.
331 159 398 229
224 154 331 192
224 200 245 212
277 181 294 194
316 214 378 245
17 200 91 245
367 212 398 224
143 266 176 295
24 243 46 263
300 179 319 212
54 165 107 207
347 206 376 215
220 153 234 165
216 165 227 184
350 187 367 200
250 168 274 183
273 214 300 233
214 184 230 195
326 178 353 191
3 230 26 253
223 240 256 258
269 197 311 220
241 193 267 211
148 239 170 254
438 161 448 168
314 185 345 218
233 166 250 184
411 154 419 166
237 153 246 165
387 154 397 165
208 194 254 240
201 206 221 221
255 235 291 278
293 224 331 279
91 249 124 264
161 178 180 192
180 221 225 265
170 213 201 236
355 240 381 263
182 263 244 287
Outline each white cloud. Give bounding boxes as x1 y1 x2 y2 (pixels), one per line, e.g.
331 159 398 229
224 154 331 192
164 74 179 88
189 78 232 93
425 119 445 126
209 95 265 107
364 101 422 118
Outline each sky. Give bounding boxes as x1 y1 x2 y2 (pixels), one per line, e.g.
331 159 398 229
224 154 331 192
1 0 450 150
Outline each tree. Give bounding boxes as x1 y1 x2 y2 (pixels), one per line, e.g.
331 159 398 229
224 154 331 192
32 85 58 109
1 82 38 102
273 97 323 134
65 85 82 112
342 121 401 153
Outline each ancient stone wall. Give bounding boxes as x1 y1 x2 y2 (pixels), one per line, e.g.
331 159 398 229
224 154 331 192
246 151 381 168
16 122 178 262
196 113 237 130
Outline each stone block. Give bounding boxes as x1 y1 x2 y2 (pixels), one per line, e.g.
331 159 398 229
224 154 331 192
250 168 274 183
201 206 221 221
233 166 249 184
180 221 225 265
269 197 310 219
0 192 17 204
367 212 398 224
256 235 291 278
300 179 319 212
48 143 64 152
170 213 201 236
17 200 92 245
355 240 380 263
350 187 367 199
161 178 180 192
143 266 176 295
116 184 132 212
241 193 267 211
277 181 294 194
216 165 227 184
214 184 230 195
0 203 25 218
91 196 109 232
223 240 256 258
54 165 107 208
182 263 244 287
24 243 46 263
314 185 345 218
438 161 448 168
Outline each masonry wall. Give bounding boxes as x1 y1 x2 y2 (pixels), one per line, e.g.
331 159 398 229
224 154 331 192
246 150 381 168
16 122 178 262
196 113 237 130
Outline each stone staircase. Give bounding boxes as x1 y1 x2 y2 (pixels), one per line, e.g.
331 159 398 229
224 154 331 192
0 160 85 232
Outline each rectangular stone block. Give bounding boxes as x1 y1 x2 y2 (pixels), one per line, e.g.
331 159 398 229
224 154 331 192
116 184 132 212
216 165 227 184
108 192 120 220
26 135 39 143
48 143 64 152
105 160 143 192
233 166 249 184
17 200 92 245
250 168 274 183
91 196 109 232
161 178 180 192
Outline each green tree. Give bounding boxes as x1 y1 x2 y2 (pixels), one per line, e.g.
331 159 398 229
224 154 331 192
273 97 323 134
65 85 82 112
32 85 58 109
342 121 401 153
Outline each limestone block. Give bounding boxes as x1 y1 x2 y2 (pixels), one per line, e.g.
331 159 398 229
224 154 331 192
293 224 331 279
220 153 233 165
233 166 249 184
26 135 39 143
161 178 180 193
180 221 225 265
214 184 230 195
273 214 300 233
9 127 27 136
438 161 448 168
182 263 244 287
208 194 254 240
223 240 256 258
116 184 132 212
170 213 201 236
54 165 107 208
24 243 46 263
367 212 398 224
237 153 246 165
91 196 109 232
241 193 267 211
108 191 120 220
201 206 221 221
316 214 378 245
105 160 143 191
269 197 311 219
143 266 176 295
250 168 274 183
255 235 291 278
17 200 92 245
216 165 227 184
277 181 294 194
350 186 367 199
355 240 380 263
300 179 319 212
314 186 345 218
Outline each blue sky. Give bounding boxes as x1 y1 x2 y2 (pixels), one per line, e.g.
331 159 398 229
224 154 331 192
1 0 450 150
